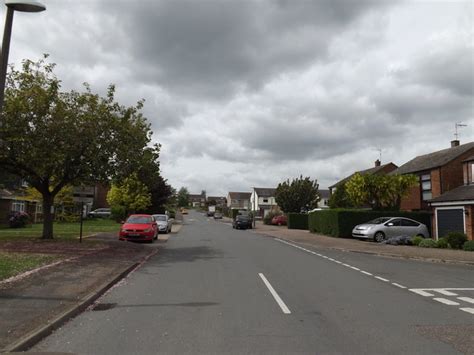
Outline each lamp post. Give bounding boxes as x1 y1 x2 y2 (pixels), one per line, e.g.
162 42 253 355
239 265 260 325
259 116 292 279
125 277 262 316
0 0 45 111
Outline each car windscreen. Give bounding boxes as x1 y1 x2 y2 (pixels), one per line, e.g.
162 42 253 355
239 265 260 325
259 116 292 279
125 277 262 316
153 215 167 221
126 216 152 224
367 217 391 224
236 216 249 221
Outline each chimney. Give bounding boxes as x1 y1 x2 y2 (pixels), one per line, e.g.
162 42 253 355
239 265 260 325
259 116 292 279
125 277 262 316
451 140 460 148
375 159 381 167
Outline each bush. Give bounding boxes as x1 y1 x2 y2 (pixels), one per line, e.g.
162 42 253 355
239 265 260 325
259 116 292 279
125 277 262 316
111 205 127 222
308 209 432 238
55 212 80 223
8 211 30 228
411 236 424 246
463 240 474 251
288 213 308 230
445 232 468 250
418 239 437 248
264 211 281 225
436 237 449 249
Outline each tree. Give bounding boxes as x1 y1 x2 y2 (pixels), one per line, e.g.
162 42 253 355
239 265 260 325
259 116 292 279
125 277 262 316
345 173 418 210
0 56 152 238
275 175 319 213
328 183 354 209
107 174 151 214
177 187 189 207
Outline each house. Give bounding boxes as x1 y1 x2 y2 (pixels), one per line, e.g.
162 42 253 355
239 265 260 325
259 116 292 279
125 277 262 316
329 160 398 195
393 140 474 211
429 155 474 240
0 188 41 223
207 196 227 208
318 189 330 208
250 187 278 217
226 192 251 210
188 191 206 207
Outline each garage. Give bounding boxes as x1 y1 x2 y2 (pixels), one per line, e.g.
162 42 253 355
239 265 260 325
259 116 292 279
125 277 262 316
436 208 464 238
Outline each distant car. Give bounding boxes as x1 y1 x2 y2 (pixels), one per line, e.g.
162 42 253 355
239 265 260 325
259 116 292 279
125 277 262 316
271 215 287 226
87 208 111 218
119 214 158 242
207 211 215 217
152 214 173 234
232 215 252 229
213 212 223 219
352 217 429 243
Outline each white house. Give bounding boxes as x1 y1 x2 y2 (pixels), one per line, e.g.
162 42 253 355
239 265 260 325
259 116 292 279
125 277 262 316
250 187 278 217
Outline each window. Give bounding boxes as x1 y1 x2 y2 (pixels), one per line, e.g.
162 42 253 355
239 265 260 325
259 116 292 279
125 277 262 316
386 218 402 226
420 173 432 201
471 163 474 183
401 219 419 227
263 198 268 203
11 201 25 212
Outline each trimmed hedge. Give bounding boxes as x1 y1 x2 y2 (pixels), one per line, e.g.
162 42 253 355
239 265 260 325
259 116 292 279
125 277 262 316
288 213 308 230
308 209 432 238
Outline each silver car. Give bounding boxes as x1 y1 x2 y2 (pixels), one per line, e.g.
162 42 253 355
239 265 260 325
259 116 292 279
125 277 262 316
352 217 429 242
152 214 173 234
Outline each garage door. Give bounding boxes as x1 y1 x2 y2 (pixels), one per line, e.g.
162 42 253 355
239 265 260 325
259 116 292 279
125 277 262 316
437 208 464 238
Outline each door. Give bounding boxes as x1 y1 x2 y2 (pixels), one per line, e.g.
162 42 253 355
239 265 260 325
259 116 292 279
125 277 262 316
437 208 464 238
384 218 403 237
400 218 422 237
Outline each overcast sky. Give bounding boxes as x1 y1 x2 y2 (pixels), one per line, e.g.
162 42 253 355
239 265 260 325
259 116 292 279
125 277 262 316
4 0 473 196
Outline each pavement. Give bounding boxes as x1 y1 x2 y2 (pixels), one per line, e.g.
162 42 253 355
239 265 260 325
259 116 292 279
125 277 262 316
0 224 181 353
31 211 473 354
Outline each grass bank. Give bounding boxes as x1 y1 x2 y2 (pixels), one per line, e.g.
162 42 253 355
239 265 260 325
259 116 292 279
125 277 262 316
0 252 60 281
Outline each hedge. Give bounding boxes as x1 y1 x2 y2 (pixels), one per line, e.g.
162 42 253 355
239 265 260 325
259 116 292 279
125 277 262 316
288 213 308 230
308 209 432 238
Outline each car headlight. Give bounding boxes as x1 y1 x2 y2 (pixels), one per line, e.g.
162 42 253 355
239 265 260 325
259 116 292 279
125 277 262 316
143 228 152 232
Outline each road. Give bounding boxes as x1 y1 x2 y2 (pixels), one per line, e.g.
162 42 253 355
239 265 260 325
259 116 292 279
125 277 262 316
33 210 474 354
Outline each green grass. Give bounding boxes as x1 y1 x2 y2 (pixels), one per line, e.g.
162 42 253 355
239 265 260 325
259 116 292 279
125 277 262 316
0 252 60 280
0 219 120 241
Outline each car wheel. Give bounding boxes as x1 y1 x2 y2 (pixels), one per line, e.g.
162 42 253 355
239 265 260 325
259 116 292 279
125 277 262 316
374 231 385 243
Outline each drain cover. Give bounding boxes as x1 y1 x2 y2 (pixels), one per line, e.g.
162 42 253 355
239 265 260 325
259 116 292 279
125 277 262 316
92 303 117 311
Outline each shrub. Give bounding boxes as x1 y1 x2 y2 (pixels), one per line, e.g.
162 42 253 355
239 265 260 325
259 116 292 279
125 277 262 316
411 236 424 246
463 240 474 251
111 205 127 222
8 211 30 228
55 212 80 223
288 213 308 230
264 211 281 225
418 239 437 248
436 237 449 249
308 209 432 238
445 232 468 250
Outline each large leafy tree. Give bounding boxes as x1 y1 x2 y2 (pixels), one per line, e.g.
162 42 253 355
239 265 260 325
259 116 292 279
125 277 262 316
345 173 418 210
107 173 151 214
275 175 319 213
177 187 189 207
328 183 354 209
0 57 152 238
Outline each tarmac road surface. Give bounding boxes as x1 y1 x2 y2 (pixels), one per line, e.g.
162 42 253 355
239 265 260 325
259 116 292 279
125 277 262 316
33 210 474 354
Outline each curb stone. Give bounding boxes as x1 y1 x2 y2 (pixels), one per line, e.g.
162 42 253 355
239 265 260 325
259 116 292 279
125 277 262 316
1 248 158 353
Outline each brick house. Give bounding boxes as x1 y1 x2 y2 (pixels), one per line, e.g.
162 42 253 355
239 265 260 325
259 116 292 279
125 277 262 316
393 140 474 211
329 160 398 195
188 191 206 207
207 196 227 208
0 189 41 223
429 155 474 240
226 192 251 210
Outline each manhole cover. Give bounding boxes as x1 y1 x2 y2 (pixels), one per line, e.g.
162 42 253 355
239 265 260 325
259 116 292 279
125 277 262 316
92 303 117 311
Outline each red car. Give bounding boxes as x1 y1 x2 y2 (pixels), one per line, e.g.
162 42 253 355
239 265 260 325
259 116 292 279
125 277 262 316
119 214 158 242
271 215 287 226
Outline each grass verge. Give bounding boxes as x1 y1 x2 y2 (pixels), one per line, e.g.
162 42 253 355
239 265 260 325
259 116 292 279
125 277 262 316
0 252 60 281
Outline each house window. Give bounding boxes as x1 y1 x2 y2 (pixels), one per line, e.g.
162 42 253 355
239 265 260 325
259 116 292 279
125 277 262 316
421 173 432 201
263 198 268 203
11 200 25 212
471 163 474 183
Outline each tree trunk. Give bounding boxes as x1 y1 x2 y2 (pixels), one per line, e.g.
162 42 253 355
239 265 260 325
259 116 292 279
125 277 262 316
41 193 54 239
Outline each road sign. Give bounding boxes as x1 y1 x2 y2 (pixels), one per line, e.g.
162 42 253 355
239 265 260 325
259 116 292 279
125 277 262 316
73 186 95 203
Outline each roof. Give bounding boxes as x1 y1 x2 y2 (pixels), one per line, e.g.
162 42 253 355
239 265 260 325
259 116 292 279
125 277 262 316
253 188 276 197
329 163 398 189
430 184 474 204
393 142 474 175
228 192 251 200
463 155 474 163
319 189 330 199
207 196 226 201
0 189 14 199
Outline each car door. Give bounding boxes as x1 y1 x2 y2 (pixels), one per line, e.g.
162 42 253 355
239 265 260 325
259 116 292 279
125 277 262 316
384 218 402 238
400 218 422 237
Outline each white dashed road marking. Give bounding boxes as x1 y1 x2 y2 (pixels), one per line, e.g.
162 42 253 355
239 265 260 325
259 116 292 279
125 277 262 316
259 273 291 314
274 238 474 317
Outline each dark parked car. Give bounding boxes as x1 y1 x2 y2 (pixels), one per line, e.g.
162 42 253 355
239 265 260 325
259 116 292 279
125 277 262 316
232 215 252 229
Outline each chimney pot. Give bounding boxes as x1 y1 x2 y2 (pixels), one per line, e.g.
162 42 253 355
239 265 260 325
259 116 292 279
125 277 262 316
451 140 460 147
375 159 381 167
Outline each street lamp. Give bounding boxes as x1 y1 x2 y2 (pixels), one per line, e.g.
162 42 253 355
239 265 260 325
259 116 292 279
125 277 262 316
0 0 45 111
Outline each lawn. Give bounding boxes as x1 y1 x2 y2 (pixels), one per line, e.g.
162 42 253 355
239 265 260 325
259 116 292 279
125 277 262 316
0 252 60 281
0 218 120 241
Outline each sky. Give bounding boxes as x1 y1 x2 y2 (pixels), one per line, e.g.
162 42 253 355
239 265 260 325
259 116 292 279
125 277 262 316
4 0 473 196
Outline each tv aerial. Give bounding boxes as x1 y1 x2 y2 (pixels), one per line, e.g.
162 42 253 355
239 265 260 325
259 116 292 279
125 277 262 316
455 122 467 140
